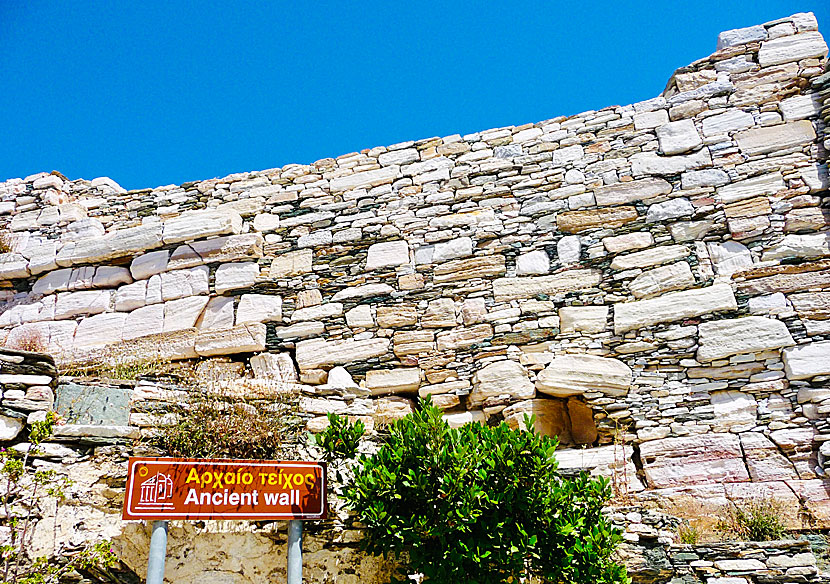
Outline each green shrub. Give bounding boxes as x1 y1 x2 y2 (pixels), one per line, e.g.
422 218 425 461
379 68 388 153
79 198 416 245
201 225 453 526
153 389 303 459
315 413 365 463
319 399 629 584
717 499 787 541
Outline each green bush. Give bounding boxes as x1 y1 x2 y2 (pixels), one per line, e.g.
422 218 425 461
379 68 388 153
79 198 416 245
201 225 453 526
153 390 303 459
717 499 787 542
318 399 629 584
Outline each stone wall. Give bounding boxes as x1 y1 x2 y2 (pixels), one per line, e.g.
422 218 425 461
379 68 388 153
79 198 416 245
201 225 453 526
0 347 57 438
0 10 830 582
667 539 828 583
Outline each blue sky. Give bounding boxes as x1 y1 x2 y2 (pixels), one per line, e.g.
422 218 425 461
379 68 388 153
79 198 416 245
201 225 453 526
1 1 827 190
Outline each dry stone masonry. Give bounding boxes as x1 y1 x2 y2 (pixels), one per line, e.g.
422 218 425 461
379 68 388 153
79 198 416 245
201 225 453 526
1 11 830 582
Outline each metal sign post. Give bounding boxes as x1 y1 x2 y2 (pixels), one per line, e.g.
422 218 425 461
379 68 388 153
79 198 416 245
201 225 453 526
287 519 303 584
123 458 326 584
146 520 168 584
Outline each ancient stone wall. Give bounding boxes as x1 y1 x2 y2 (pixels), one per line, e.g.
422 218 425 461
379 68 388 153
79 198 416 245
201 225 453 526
0 10 829 583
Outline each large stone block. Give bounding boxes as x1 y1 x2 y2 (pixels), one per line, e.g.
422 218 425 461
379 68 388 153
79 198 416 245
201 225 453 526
639 433 749 488
536 354 631 397
215 262 259 294
629 262 695 299
295 337 390 370
0 253 30 280
555 445 644 492
697 316 794 362
168 233 263 270
613 283 737 334
656 119 702 154
716 172 785 204
602 232 654 254
717 24 767 49
710 390 757 432
502 399 570 442
56 224 163 267
707 241 753 276
130 250 169 280
783 341 830 380
236 294 282 324
194 323 267 357
735 120 816 156
492 269 601 301
740 432 798 481
122 304 164 341
0 415 25 440
250 352 298 383
161 210 243 244
54 290 111 320
269 249 313 278
365 240 410 270
365 368 421 395
758 31 828 66
433 256 505 283
762 233 830 262
159 266 209 301
558 306 608 333
331 283 394 301
163 296 209 333
373 396 415 425
329 167 398 192
701 110 754 136
469 360 535 407
556 206 639 233
593 178 671 206
198 296 235 330
789 292 830 319
610 245 688 271
630 148 711 176
646 198 694 223
73 313 128 351
375 305 417 328
435 324 493 351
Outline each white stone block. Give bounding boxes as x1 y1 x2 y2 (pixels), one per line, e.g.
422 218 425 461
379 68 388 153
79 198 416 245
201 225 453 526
163 296 209 332
130 250 169 280
516 250 550 275
697 316 795 362
366 240 410 270
656 119 702 154
198 297 235 330
123 304 165 341
215 262 259 294
236 294 282 324
162 209 243 244
54 290 111 320
783 341 830 380
758 31 828 66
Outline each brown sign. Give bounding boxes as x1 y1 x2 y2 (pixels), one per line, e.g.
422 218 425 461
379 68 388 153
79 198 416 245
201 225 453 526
122 457 326 520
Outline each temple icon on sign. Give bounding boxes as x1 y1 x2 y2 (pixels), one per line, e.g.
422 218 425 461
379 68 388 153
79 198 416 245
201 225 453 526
136 472 175 510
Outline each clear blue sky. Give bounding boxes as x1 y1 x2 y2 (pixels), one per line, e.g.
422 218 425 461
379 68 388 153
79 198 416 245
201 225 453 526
1 1 827 190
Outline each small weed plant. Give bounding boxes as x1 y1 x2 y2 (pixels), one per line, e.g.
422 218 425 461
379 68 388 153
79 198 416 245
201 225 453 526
0 412 117 583
4 329 47 353
153 387 303 459
677 523 701 545
716 498 788 541
0 232 14 254
316 399 630 584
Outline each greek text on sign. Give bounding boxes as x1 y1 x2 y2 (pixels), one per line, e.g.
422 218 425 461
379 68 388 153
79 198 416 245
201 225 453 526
122 458 327 520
